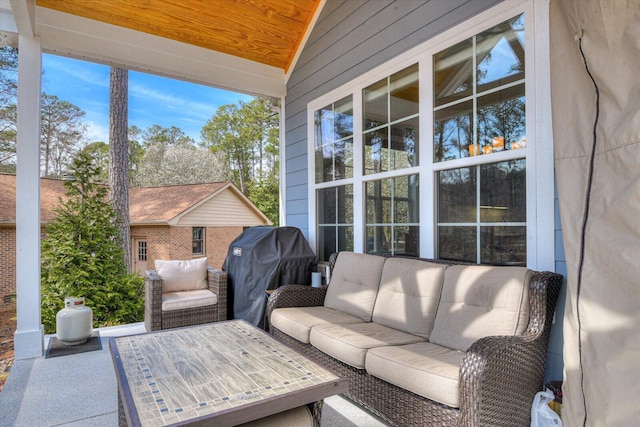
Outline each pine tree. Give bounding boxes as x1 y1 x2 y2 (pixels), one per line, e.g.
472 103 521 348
109 67 131 272
40 151 144 334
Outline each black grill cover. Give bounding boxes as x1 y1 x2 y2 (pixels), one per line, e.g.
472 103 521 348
223 226 317 326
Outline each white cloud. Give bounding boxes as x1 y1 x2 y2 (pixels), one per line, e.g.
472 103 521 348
128 81 219 122
85 121 109 143
43 56 110 89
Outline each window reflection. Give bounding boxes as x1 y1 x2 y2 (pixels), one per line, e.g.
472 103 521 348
364 79 388 130
433 13 525 162
437 160 526 265
314 96 353 183
364 129 388 175
390 64 420 121
317 185 353 261
391 117 419 169
476 14 525 92
434 100 473 162
477 85 525 154
481 226 526 265
480 160 526 222
438 167 476 223
364 64 419 174
366 175 419 257
438 226 477 262
434 38 474 106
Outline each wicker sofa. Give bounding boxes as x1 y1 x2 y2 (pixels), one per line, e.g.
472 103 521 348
145 258 228 331
266 252 562 426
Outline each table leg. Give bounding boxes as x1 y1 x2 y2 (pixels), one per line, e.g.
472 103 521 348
118 390 128 427
309 400 323 427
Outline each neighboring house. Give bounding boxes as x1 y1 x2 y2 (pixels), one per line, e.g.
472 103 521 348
0 174 271 304
128 182 271 274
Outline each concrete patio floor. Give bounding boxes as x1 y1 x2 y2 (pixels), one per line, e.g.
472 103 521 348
0 323 390 426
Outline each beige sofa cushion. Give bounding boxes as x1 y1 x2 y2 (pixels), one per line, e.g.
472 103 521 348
237 406 313 427
372 258 446 338
429 265 532 351
310 322 425 369
161 289 218 311
270 306 364 343
155 258 208 293
365 342 465 408
324 252 386 321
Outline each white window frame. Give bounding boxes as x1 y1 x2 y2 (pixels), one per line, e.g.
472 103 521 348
192 226 205 256
307 0 554 270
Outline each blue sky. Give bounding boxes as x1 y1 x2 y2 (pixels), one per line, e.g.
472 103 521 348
41 54 253 143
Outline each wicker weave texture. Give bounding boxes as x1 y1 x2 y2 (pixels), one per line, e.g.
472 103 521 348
268 254 563 427
144 267 228 331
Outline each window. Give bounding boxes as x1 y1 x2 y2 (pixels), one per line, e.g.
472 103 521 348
192 227 204 255
308 3 553 268
363 64 419 175
312 64 419 261
433 15 525 162
314 95 355 260
137 240 147 262
366 174 419 256
437 160 526 264
317 185 354 260
314 96 353 183
434 14 526 265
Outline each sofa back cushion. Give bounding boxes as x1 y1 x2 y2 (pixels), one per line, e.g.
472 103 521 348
372 258 446 338
429 265 532 351
324 252 385 321
155 258 209 293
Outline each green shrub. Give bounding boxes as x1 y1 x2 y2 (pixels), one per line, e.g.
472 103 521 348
41 151 144 334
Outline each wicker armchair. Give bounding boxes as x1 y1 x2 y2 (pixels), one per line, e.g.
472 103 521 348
145 265 228 331
266 254 562 426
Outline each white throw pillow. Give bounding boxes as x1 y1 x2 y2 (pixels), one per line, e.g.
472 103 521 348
155 258 208 293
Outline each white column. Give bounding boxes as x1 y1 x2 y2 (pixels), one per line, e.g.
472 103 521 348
278 96 286 227
530 0 555 271
14 34 43 360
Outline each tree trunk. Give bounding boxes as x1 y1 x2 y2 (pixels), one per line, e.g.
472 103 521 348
109 67 131 272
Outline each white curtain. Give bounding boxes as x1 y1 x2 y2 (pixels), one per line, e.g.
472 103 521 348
550 0 640 425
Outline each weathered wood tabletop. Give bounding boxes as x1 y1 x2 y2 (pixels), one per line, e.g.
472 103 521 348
110 320 346 427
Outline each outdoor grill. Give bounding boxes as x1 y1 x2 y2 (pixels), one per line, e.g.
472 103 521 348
223 226 317 327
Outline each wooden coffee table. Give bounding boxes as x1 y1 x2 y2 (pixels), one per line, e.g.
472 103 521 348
110 320 347 426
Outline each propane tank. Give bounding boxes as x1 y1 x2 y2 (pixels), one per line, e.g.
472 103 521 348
56 297 93 345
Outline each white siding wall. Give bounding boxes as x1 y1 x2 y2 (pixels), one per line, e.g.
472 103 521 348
177 189 267 227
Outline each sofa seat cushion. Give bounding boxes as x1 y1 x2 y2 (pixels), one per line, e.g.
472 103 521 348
372 258 446 338
365 342 465 408
161 289 218 311
310 323 426 369
270 306 364 343
324 252 386 321
430 265 532 351
155 258 209 292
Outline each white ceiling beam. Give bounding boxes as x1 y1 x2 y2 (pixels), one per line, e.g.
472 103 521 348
35 7 286 98
9 0 35 36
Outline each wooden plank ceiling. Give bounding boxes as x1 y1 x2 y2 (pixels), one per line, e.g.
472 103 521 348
36 0 322 72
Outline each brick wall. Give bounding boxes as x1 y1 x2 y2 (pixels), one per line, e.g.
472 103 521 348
131 225 244 271
131 225 171 272
0 228 16 309
170 226 193 261
206 226 244 269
